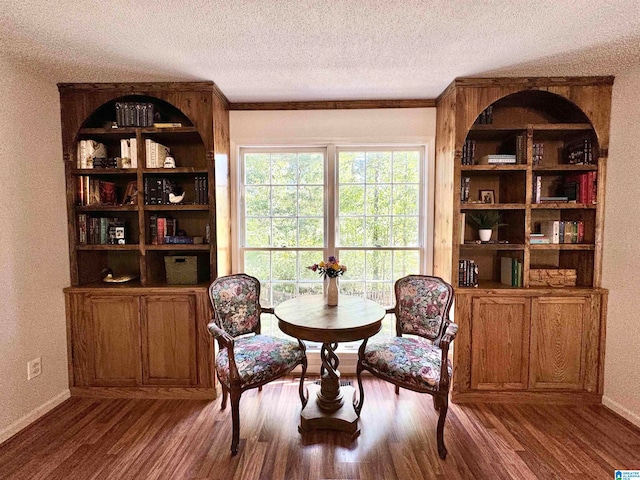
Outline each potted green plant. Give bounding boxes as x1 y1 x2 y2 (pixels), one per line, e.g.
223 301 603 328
466 211 507 242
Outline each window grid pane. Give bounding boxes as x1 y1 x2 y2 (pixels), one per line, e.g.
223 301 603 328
240 147 424 344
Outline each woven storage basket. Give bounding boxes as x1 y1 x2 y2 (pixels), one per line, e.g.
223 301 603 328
165 256 199 285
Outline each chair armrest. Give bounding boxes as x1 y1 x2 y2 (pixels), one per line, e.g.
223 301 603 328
207 321 240 384
385 306 395 315
262 306 275 315
437 321 458 391
439 322 458 349
208 322 234 348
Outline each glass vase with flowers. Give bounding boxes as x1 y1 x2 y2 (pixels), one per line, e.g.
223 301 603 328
307 256 347 306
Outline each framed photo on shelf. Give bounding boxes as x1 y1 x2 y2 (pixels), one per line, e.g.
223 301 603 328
122 180 138 205
480 189 495 204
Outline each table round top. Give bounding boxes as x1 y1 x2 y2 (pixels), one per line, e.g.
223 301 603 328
274 295 385 343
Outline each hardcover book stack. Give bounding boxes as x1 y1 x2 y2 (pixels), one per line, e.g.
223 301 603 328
149 215 191 245
564 138 595 165
115 102 155 127
194 176 208 204
539 220 584 244
474 106 493 124
458 259 478 287
76 178 118 206
144 177 177 205
563 172 597 204
532 142 544 165
481 154 517 165
500 257 523 287
460 177 471 202
77 139 136 169
77 215 126 245
144 140 170 168
119 138 138 168
462 140 476 165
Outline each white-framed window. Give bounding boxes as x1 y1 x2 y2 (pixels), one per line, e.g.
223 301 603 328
237 145 427 345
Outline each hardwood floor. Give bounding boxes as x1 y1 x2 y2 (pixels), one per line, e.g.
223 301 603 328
1 377 639 479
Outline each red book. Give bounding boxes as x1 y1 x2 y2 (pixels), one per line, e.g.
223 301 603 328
156 217 166 244
577 220 584 243
590 171 597 204
579 173 588 204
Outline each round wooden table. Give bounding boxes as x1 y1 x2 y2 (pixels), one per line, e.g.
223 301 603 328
275 295 385 438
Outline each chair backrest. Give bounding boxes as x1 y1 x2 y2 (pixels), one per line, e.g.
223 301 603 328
393 275 454 341
209 274 262 337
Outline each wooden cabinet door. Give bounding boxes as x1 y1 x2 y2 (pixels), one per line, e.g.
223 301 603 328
530 296 590 390
141 295 198 386
470 296 530 390
81 295 141 387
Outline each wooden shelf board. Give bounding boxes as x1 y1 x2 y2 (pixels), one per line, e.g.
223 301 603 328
461 203 525 210
460 165 527 171
460 243 525 250
530 203 596 209
76 205 138 212
144 204 209 211
76 244 140 251
72 169 137 175
78 127 137 136
79 126 198 135
145 244 211 251
533 165 598 172
143 167 208 174
529 244 595 251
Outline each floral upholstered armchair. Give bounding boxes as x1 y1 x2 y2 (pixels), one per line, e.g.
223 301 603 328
208 274 307 455
355 275 457 459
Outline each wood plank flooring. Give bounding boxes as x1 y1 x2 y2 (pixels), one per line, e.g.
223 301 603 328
1 377 639 479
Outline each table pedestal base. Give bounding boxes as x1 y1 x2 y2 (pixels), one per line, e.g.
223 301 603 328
298 384 360 438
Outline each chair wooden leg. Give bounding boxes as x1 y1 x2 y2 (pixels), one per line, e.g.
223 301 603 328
258 386 262 392
355 362 365 416
395 385 400 395
220 384 228 410
435 393 448 459
433 395 439 411
230 390 241 456
299 359 308 408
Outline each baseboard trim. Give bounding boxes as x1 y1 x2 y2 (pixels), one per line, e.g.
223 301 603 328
602 396 640 429
0 389 71 445
452 390 602 404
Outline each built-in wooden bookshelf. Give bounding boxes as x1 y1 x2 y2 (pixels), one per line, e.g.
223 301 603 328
59 83 231 287
435 77 613 403
59 82 231 399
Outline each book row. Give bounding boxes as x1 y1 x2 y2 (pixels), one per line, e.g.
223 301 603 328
145 139 171 168
564 138 595 165
77 214 126 245
115 102 155 127
474 105 494 125
532 172 597 204
77 139 138 169
458 259 479 288
501 257 523 287
537 220 585 244
76 177 120 206
149 215 208 245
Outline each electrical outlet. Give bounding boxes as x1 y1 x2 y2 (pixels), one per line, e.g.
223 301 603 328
27 357 42 380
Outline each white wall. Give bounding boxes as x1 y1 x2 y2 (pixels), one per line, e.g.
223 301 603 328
602 65 640 427
0 56 70 443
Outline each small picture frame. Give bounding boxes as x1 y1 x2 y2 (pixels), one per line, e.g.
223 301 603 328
480 190 495 204
122 180 138 205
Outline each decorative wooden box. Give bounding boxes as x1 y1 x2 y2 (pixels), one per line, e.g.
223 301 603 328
529 268 577 287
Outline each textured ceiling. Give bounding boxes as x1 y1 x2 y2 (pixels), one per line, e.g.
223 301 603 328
1 0 639 102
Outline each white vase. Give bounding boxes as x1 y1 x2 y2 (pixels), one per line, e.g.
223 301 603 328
479 228 492 242
327 277 339 306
